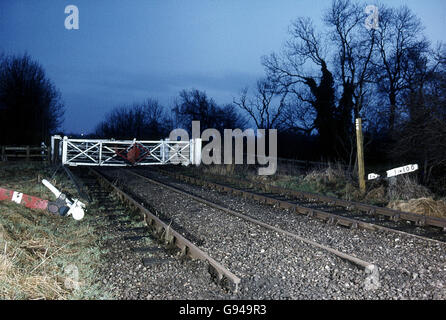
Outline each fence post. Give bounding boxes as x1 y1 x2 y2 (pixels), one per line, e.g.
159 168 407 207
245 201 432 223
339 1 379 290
194 138 202 166
51 136 55 163
62 136 68 165
356 118 366 193
52 135 62 164
189 139 194 165
161 140 166 164
1 146 4 161
26 146 30 161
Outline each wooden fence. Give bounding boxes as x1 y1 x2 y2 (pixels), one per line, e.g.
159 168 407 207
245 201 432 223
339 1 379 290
1 145 51 162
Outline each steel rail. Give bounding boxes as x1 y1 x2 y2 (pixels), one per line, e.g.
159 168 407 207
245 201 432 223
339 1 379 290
159 168 446 245
89 168 241 293
126 169 377 274
63 166 91 202
181 170 446 230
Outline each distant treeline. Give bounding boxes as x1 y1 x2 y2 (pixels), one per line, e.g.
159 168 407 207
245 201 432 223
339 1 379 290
0 53 64 145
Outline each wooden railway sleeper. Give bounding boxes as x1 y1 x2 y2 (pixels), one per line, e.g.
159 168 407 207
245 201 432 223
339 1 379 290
416 218 426 227
327 216 336 225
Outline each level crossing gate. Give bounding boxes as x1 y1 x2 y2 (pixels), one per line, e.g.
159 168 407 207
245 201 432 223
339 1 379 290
51 136 202 167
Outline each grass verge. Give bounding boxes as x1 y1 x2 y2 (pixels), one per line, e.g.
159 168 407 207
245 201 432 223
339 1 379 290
0 162 112 299
185 163 446 218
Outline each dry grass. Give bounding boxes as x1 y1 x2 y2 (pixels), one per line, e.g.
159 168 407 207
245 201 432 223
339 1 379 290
0 162 109 300
364 186 387 205
1 204 70 299
300 165 357 199
303 165 347 184
387 198 446 218
190 161 444 218
201 163 256 178
387 175 433 201
0 240 69 300
202 163 236 176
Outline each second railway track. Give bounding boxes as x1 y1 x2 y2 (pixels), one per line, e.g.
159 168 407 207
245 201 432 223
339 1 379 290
159 167 446 243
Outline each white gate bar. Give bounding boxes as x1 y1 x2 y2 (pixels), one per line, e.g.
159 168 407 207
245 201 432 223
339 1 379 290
59 136 198 167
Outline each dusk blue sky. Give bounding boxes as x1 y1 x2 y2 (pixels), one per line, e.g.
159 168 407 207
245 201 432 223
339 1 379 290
1 0 445 134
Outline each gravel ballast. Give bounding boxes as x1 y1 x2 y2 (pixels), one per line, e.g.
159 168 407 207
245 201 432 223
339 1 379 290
131 168 446 300
87 181 229 300
94 167 444 300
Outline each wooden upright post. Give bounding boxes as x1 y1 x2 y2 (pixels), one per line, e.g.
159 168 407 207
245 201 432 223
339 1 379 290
47 146 51 162
356 118 366 193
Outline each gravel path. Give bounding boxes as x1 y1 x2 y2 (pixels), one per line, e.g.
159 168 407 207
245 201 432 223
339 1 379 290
132 168 446 300
97 168 411 300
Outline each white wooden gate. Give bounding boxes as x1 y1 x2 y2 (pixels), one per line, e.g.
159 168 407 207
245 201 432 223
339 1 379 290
53 136 201 167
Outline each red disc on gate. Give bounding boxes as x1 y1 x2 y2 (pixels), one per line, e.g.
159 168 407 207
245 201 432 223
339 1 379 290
114 143 150 165
127 145 141 164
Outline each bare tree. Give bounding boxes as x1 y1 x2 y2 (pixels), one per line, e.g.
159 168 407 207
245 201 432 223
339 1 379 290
261 0 376 160
324 0 377 118
233 78 288 130
374 5 429 131
0 53 64 144
173 89 245 133
391 45 446 187
95 99 170 139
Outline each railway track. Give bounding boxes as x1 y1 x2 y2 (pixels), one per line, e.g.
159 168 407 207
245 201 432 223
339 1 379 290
95 167 395 299
65 166 446 299
156 167 446 243
125 169 377 271
88 168 242 292
66 167 233 299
